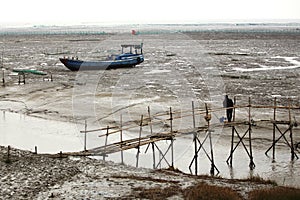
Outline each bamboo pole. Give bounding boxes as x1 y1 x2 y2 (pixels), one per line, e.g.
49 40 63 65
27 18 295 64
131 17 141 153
192 101 198 175
136 115 143 168
155 142 172 169
170 107 173 134
273 97 277 160
148 106 156 169
103 126 109 161
248 97 255 170
288 98 295 161
77 96 300 166
87 104 300 138
170 107 174 168
84 120 87 151
205 103 215 175
148 106 153 135
82 125 119 133
120 114 124 164
151 142 155 169
228 96 236 166
192 101 196 128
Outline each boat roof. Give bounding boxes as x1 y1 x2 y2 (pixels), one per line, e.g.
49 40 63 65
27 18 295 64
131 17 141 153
121 44 142 49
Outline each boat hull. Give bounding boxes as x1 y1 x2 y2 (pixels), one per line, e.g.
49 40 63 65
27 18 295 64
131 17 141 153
60 55 144 71
13 68 47 75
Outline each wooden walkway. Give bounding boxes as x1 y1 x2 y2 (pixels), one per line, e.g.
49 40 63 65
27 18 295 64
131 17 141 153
53 97 299 175
89 133 174 156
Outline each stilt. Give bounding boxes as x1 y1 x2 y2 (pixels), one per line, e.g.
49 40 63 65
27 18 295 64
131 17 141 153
205 103 215 175
272 97 277 160
136 115 143 168
84 120 87 151
79 96 299 176
189 103 219 175
192 101 198 175
265 123 299 159
158 150 162 169
170 107 174 168
103 126 109 161
155 142 172 169
288 99 295 160
151 142 155 169
120 114 124 164
209 129 214 175
265 98 299 160
248 97 255 170
169 107 173 133
148 106 153 135
192 101 196 128
226 97 255 169
227 96 236 166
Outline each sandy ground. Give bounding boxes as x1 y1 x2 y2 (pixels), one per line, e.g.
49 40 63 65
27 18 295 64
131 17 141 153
0 145 277 200
1 27 300 198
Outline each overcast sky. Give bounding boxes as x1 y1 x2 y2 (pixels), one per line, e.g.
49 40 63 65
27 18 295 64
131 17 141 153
1 0 300 26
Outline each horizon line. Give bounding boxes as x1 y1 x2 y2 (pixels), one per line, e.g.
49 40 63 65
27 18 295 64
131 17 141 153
1 18 300 28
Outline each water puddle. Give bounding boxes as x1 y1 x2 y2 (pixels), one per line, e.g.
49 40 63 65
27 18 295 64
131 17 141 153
233 56 300 72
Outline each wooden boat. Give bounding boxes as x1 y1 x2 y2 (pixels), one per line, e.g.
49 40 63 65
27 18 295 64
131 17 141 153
59 44 144 71
13 68 47 75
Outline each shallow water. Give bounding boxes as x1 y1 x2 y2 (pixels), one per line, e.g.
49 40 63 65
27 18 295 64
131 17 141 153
0 111 82 153
1 111 300 188
1 25 300 187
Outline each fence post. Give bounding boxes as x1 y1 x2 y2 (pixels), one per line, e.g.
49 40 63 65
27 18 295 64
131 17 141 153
7 145 11 162
2 70 5 86
84 120 87 151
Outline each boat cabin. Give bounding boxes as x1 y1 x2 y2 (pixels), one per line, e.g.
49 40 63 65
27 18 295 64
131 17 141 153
121 43 143 55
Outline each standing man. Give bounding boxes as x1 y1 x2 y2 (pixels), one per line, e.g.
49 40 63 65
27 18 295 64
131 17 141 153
223 95 234 122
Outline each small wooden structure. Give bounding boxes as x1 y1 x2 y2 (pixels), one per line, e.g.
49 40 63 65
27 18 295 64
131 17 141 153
58 96 299 176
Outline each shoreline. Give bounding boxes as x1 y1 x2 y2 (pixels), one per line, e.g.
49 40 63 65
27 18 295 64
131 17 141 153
2 145 299 199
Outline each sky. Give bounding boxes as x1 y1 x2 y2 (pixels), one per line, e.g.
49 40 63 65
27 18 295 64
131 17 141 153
0 0 300 26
